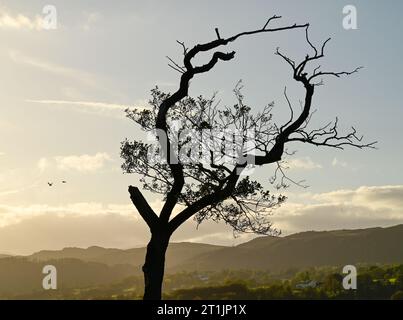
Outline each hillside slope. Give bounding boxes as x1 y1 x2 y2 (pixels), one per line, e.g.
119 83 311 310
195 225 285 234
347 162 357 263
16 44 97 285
29 242 226 270
174 225 403 272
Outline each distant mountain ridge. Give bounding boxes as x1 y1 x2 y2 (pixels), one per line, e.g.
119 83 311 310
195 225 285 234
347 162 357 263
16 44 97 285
28 242 226 271
175 224 403 272
1 225 402 297
23 224 403 272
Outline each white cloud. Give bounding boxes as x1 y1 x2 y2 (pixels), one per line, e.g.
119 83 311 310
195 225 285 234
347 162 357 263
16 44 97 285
181 231 255 246
332 157 348 168
54 152 112 173
0 10 44 30
273 185 403 234
286 157 322 170
0 202 240 255
27 99 138 111
82 12 102 31
25 99 149 118
9 50 131 99
37 157 49 172
313 185 403 208
0 153 112 199
0 202 142 229
0 203 141 254
0 167 42 198
0 183 40 198
9 50 97 87
0 185 402 254
0 202 139 230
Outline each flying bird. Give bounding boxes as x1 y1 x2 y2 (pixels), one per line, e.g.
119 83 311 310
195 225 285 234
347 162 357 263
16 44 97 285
47 182 53 187
62 181 67 184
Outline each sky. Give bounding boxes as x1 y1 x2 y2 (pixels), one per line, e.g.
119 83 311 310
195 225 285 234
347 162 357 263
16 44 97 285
0 0 402 255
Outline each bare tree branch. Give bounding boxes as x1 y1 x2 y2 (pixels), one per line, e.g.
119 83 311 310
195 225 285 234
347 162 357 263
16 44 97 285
128 186 159 229
155 16 308 224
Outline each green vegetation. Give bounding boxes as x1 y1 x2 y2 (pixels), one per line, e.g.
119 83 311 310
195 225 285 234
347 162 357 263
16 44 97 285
1 225 402 299
165 265 403 300
2 265 403 300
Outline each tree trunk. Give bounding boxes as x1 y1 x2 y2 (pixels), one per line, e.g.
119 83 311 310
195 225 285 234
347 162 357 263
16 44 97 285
142 232 170 300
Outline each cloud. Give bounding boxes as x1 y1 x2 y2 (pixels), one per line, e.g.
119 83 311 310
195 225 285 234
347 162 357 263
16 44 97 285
82 12 102 31
0 202 135 225
1 185 402 255
0 153 112 199
9 50 97 87
313 185 403 208
9 50 131 99
0 183 40 198
332 157 348 168
37 157 49 172
273 185 403 234
286 157 322 170
25 99 149 118
0 10 44 30
54 152 112 173
0 202 243 255
180 230 255 246
273 203 400 234
0 205 142 254
37 153 113 174
27 99 141 111
0 167 43 198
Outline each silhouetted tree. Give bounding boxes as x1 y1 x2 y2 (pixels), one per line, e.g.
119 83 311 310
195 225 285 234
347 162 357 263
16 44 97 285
121 16 375 300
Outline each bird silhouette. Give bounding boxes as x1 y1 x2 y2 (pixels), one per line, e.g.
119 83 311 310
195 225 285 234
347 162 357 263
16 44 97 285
62 181 67 184
47 182 53 187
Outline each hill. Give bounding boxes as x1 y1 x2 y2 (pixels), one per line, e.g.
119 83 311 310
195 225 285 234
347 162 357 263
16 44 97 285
175 224 403 272
23 224 403 272
0 257 135 296
29 242 225 270
1 224 403 298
